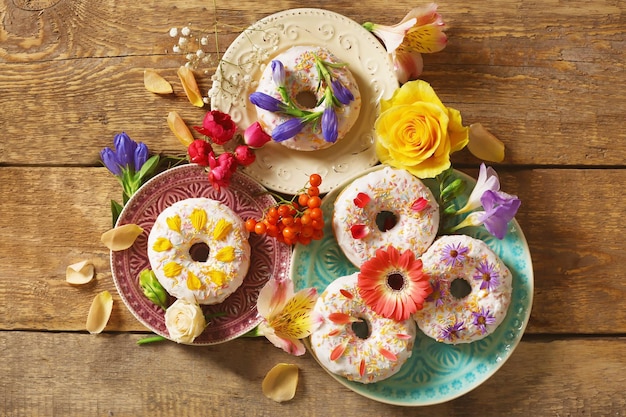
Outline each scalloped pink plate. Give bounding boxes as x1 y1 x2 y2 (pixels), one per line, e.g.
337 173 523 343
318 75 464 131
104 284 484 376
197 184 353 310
110 164 291 345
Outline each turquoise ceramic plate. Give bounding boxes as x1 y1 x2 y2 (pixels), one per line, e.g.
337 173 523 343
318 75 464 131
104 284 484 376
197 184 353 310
291 165 533 406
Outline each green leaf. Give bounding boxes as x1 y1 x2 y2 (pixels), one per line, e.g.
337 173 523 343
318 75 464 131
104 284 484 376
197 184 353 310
440 178 466 203
240 325 263 338
111 200 124 227
134 154 160 183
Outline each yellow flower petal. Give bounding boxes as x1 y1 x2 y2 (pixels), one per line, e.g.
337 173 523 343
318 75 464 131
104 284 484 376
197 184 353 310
163 262 183 278
208 270 226 286
190 208 207 231
86 290 113 334
166 215 181 233
213 219 232 241
467 123 505 162
144 69 173 94
152 237 173 252
101 224 144 251
215 246 235 262
66 260 95 285
262 363 299 403
167 111 195 147
186 271 203 290
177 66 204 107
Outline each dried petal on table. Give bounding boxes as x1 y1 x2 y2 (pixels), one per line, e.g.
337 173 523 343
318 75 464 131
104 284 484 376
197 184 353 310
468 123 505 163
167 111 195 147
101 224 143 251
66 260 95 285
177 66 205 107
262 363 299 402
144 69 173 94
86 290 113 334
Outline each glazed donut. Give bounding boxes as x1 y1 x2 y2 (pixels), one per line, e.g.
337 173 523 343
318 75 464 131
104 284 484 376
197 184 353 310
254 45 362 151
332 166 439 267
413 235 513 344
309 273 417 384
147 198 251 305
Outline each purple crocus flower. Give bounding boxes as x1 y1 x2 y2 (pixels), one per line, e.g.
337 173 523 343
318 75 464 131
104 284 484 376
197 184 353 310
249 92 287 113
330 79 354 105
100 147 122 176
440 320 465 342
272 117 306 142
270 60 285 87
134 142 149 170
477 190 521 239
472 307 496 334
473 261 500 292
113 132 137 169
321 106 338 143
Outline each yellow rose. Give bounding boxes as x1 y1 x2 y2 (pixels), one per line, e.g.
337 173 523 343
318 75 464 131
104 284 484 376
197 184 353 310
375 80 469 178
164 299 206 344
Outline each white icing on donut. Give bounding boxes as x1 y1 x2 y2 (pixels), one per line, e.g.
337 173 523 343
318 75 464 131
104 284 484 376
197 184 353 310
255 45 362 151
332 166 439 267
414 235 513 344
310 273 416 384
147 198 250 305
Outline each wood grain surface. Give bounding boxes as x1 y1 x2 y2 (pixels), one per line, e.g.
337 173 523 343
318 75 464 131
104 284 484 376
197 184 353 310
1 0 624 415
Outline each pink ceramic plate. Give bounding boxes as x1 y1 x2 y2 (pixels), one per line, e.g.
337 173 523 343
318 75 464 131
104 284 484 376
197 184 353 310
110 164 291 345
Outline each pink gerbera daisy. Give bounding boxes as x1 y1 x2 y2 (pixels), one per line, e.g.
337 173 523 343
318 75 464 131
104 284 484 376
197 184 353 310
357 246 432 321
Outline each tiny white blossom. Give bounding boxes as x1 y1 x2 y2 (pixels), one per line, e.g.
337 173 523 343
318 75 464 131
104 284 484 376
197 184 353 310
196 49 205 58
172 45 181 53
200 36 209 45
169 27 178 37
178 37 188 46
186 53 195 61
181 26 191 36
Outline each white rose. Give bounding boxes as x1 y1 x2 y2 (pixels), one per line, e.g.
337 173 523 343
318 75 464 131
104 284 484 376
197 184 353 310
164 299 206 344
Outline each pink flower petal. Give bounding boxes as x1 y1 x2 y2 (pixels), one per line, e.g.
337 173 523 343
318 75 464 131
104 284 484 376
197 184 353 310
328 312 355 325
330 340 349 361
350 224 369 239
353 192 371 208
411 197 429 212
379 347 398 362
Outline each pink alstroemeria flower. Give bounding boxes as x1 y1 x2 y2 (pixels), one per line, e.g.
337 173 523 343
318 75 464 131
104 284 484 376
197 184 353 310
257 278 322 356
207 151 237 190
363 3 447 83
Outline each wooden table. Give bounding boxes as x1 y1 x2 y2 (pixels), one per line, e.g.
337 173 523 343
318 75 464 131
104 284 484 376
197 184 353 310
1 0 624 415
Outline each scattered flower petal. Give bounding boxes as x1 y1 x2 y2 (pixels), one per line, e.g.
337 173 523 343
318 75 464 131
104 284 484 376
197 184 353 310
144 69 173 94
468 123 505 163
330 340 349 361
379 347 398 361
177 66 204 107
101 224 144 251
339 289 354 299
167 111 196 147
353 192 371 208
262 363 299 403
411 197 429 212
86 290 113 334
328 312 356 325
66 260 95 285
350 224 369 239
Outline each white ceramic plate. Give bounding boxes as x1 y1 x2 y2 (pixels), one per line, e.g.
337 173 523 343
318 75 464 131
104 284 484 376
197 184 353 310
211 8 398 194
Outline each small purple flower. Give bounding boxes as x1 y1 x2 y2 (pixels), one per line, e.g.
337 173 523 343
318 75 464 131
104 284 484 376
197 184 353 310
272 117 306 142
321 106 338 143
134 142 149 171
440 242 469 267
113 132 137 169
472 307 496 334
440 320 465 342
426 280 445 307
270 60 285 87
100 147 122 176
477 190 521 239
249 92 286 113
473 261 500 292
330 79 354 105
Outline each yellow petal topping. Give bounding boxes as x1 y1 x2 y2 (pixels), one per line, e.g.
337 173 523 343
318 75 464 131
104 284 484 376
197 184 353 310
213 219 232 241
163 262 183 278
186 271 203 290
166 215 181 233
216 246 236 262
208 270 227 286
152 237 173 252
190 208 207 231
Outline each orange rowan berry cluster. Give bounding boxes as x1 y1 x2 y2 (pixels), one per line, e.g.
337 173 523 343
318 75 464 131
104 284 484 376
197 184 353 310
245 174 325 245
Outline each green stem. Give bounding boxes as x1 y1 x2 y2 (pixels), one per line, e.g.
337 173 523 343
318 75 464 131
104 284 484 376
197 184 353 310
136 335 167 345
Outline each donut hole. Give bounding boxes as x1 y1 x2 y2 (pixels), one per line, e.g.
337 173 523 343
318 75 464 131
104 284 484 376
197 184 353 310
189 242 210 262
294 90 318 109
375 211 398 232
450 278 472 299
351 318 371 340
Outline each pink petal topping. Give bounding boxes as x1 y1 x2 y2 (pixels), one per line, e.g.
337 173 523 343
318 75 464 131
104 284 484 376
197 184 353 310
339 289 354 299
359 359 366 377
353 192 371 208
350 224 369 239
396 333 413 340
327 329 341 337
328 312 356 325
379 348 398 362
330 340 349 361
411 197 429 212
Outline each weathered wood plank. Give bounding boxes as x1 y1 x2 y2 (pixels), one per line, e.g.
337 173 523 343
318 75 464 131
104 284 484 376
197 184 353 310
1 166 625 334
1 332 625 416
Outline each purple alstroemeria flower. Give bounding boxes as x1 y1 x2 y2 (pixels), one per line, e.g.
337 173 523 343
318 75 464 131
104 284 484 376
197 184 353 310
113 132 137 170
472 307 496 334
249 92 287 113
440 320 465 342
321 106 338 143
271 60 285 87
272 117 306 142
134 142 149 171
100 147 122 176
331 79 354 105
473 261 500 292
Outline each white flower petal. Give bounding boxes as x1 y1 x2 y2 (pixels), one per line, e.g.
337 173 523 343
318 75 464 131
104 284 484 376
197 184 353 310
262 363 299 402
66 260 95 285
86 291 113 334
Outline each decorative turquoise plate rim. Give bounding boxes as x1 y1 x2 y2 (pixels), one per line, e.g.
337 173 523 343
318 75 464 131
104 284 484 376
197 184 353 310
291 165 534 406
